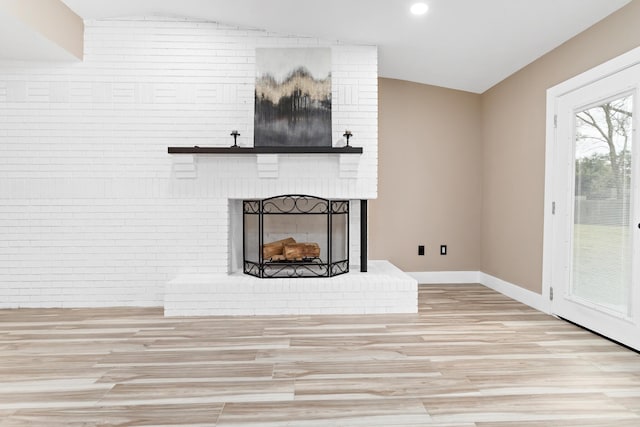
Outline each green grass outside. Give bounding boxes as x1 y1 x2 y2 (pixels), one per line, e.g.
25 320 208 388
572 223 631 313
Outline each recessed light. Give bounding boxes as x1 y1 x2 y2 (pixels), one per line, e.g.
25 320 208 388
410 2 429 15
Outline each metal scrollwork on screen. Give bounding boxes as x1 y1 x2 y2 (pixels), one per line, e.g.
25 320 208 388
331 201 349 214
263 262 330 278
243 201 261 214
244 261 261 276
330 260 349 276
262 195 329 214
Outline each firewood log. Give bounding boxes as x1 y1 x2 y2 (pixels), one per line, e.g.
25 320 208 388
283 242 320 260
262 237 296 259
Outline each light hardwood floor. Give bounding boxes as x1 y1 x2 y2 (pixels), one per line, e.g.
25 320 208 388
1 284 639 426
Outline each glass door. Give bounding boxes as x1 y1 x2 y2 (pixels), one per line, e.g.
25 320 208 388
552 65 640 350
572 94 633 317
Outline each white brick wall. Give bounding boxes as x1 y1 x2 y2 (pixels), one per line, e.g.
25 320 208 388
0 17 378 308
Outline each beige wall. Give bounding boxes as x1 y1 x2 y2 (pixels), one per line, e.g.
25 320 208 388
374 1 640 291
0 0 83 59
371 78 482 272
481 0 640 293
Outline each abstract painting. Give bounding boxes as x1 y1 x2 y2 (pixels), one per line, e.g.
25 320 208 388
254 48 332 147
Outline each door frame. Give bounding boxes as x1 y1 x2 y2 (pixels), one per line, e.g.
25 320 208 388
543 46 640 315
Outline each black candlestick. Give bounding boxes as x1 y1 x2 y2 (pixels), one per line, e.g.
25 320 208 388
230 130 240 147
343 130 353 146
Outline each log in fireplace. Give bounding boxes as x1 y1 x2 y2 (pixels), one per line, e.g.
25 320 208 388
243 195 349 278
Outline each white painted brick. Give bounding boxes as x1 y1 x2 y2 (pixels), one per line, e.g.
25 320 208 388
165 261 416 316
0 17 378 309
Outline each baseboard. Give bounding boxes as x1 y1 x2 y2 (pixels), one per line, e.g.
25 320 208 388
478 272 549 313
407 271 481 284
408 270 549 313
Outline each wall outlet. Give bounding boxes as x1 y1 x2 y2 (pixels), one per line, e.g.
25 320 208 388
440 245 447 255
418 245 425 256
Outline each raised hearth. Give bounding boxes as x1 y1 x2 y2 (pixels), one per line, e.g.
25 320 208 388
164 260 417 316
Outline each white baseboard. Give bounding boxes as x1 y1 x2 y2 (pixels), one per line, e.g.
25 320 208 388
478 272 549 313
408 270 549 314
407 271 481 284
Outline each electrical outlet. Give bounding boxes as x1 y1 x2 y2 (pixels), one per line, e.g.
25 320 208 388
418 245 425 256
440 245 447 255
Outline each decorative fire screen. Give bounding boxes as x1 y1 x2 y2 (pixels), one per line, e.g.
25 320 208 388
243 195 349 278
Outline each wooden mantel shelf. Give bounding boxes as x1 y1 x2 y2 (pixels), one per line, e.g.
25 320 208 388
167 146 363 154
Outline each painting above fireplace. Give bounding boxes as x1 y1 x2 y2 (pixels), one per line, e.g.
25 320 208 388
254 48 332 147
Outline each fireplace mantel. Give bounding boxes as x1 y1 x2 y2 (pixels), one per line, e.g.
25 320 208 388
169 146 363 179
168 146 363 154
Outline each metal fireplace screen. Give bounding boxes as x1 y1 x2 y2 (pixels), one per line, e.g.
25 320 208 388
243 195 349 278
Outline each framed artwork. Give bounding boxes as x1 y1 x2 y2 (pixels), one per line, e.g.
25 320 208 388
254 48 332 147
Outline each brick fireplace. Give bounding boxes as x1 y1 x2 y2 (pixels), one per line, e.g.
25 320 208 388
163 116 418 315
164 150 418 315
0 16 417 314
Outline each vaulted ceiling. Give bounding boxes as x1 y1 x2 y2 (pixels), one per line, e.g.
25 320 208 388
0 0 632 93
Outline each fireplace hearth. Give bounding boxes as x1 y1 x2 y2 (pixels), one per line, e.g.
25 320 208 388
243 195 349 278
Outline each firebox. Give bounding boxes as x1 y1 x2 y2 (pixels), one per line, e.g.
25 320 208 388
243 195 349 278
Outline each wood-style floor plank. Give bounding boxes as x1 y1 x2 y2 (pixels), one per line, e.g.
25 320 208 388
0 284 639 426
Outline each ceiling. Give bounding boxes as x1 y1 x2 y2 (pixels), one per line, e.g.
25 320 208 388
12 0 637 93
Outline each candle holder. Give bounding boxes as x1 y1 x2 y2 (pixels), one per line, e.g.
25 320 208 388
230 130 240 147
343 130 353 147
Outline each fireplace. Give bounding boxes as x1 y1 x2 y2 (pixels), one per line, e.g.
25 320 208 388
243 195 349 278
157 41 418 316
